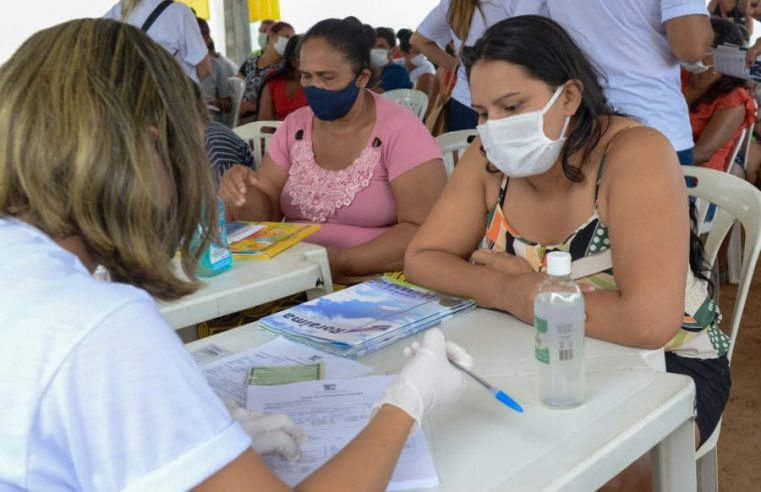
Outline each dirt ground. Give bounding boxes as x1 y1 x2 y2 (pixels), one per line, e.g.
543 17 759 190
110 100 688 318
716 263 761 490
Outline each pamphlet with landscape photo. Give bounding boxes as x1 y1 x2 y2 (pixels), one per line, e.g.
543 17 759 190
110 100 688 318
259 276 475 358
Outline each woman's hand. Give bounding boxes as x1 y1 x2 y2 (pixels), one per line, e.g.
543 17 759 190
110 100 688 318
470 249 534 275
219 165 258 207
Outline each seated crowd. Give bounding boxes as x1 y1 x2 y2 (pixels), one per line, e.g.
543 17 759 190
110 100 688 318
3 0 760 490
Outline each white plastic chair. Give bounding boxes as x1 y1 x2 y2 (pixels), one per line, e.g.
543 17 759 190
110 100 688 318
233 120 282 164
435 129 478 177
382 88 429 120
683 166 761 491
226 77 245 128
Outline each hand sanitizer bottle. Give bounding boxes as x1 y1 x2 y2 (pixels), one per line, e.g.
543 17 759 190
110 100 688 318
534 251 585 408
195 197 232 278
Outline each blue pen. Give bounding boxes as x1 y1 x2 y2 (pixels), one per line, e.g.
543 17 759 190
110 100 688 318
449 359 524 413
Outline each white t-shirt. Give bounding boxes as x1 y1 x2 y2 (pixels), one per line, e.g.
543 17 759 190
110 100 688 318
396 58 437 85
416 0 517 107
513 0 709 152
104 0 208 82
0 219 251 491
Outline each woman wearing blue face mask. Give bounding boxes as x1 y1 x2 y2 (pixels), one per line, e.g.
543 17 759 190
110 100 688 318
405 15 730 489
220 17 446 284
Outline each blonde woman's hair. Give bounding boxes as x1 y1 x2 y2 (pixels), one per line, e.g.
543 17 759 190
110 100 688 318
448 0 482 43
0 18 216 301
120 0 143 19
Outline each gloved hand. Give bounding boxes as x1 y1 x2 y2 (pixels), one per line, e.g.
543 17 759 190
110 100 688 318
372 328 473 426
223 399 306 462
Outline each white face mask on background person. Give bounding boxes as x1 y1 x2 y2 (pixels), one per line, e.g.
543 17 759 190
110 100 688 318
476 85 571 178
273 36 289 56
409 53 427 67
258 32 268 49
681 60 712 74
370 48 389 68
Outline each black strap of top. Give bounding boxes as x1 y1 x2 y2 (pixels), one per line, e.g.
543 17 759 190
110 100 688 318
141 0 173 32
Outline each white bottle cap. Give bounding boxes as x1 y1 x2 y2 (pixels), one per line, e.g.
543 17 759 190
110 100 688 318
546 251 571 277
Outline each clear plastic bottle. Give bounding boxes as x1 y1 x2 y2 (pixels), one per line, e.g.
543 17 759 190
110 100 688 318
195 197 233 278
534 251 585 408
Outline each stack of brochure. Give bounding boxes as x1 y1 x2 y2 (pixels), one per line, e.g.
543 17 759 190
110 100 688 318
259 276 475 358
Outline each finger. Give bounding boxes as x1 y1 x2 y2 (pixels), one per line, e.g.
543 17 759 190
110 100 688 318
579 283 597 293
445 340 474 369
403 340 422 358
252 430 302 462
470 248 496 265
420 327 446 354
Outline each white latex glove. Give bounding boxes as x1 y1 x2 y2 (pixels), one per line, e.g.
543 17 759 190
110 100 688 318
223 399 306 462
372 328 473 426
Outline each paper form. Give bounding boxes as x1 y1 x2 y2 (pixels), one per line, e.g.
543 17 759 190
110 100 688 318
200 337 374 406
247 375 439 490
713 44 761 82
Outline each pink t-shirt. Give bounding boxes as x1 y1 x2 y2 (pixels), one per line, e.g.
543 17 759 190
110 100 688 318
267 90 442 249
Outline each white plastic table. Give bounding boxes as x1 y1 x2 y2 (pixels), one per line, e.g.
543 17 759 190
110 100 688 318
185 308 696 491
159 242 333 330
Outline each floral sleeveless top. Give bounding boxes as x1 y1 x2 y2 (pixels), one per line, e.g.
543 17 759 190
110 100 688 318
483 161 729 359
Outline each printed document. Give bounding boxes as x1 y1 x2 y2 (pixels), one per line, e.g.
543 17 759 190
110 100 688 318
200 337 373 405
247 375 439 490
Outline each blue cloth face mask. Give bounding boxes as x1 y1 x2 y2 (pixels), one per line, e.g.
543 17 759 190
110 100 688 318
303 77 360 121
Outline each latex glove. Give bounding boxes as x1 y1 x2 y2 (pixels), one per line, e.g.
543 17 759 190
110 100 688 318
223 399 306 462
372 328 473 426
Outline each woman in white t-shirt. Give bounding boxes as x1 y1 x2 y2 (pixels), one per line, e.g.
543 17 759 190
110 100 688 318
104 0 211 82
0 18 471 491
412 0 516 131
397 29 437 102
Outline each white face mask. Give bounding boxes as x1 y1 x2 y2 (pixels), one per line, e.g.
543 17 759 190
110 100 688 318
681 60 712 74
370 48 389 68
273 36 289 56
257 32 268 49
476 85 571 178
409 53 427 67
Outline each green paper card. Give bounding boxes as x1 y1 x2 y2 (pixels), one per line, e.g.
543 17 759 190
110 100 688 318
246 363 324 386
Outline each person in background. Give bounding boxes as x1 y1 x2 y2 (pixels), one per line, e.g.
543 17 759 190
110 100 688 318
394 28 412 60
258 35 308 121
252 19 275 56
682 18 755 171
104 0 211 82
405 16 729 490
397 29 438 104
412 0 515 131
238 21 295 122
513 0 713 165
209 39 239 78
197 17 232 122
371 27 413 93
220 18 446 283
0 18 472 492
708 0 754 35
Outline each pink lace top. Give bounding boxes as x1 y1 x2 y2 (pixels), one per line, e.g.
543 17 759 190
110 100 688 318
267 90 442 249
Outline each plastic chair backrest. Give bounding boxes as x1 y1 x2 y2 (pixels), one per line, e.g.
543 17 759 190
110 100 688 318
435 130 478 176
233 121 282 164
226 77 245 128
725 127 748 173
382 89 429 120
685 166 761 478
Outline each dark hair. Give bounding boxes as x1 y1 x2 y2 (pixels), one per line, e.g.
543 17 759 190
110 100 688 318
375 27 396 48
302 18 372 77
690 18 747 111
397 28 412 52
463 15 614 182
196 17 210 38
269 21 294 36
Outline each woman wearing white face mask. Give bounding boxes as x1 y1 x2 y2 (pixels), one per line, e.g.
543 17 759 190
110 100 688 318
371 27 413 93
406 16 730 490
238 21 295 122
397 29 437 101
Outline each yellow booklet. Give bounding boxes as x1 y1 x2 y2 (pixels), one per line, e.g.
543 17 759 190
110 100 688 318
228 222 320 260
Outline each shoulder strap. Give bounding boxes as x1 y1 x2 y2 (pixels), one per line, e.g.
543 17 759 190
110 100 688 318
141 0 174 33
594 125 639 203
